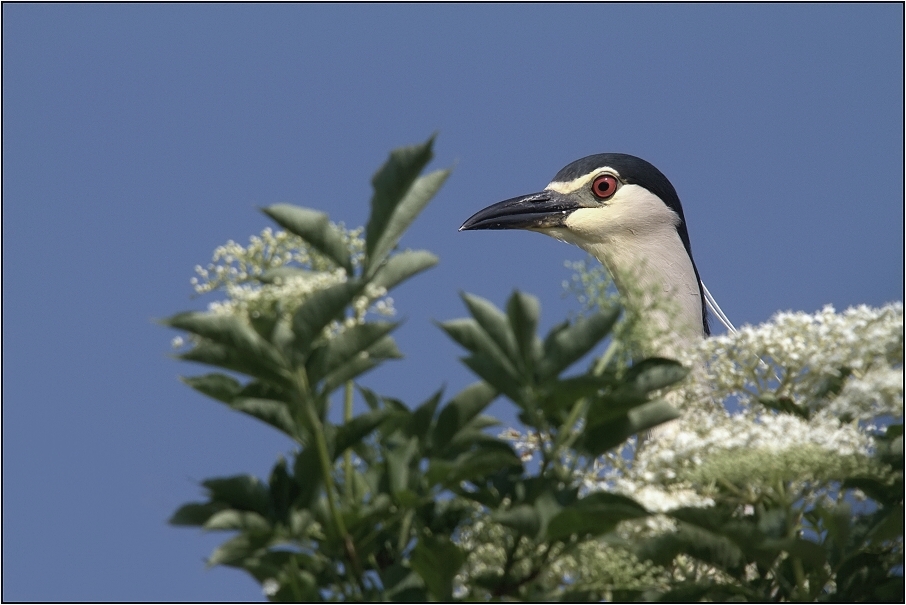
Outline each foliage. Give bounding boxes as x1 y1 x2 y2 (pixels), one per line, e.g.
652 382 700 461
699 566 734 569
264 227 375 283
165 136 903 601
165 136 685 601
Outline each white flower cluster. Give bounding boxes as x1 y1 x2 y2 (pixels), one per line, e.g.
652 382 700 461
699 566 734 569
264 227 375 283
505 303 903 515
190 225 395 331
686 303 903 421
621 303 900 508
191 225 365 294
206 268 347 317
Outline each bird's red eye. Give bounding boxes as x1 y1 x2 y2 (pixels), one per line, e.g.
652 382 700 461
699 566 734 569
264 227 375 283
591 174 619 199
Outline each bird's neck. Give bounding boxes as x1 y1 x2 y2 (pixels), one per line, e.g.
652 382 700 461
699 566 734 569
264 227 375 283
579 232 704 360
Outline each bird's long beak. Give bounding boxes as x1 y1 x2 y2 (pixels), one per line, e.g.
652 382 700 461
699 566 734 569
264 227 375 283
459 190 580 231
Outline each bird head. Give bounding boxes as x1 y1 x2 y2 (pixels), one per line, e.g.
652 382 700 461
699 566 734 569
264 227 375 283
461 153 710 348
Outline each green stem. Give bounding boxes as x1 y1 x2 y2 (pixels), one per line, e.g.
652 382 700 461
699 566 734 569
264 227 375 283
292 368 365 594
343 380 354 503
593 339 619 376
777 480 808 601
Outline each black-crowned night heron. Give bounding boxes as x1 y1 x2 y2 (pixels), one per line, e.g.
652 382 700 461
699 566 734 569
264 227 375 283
460 153 734 357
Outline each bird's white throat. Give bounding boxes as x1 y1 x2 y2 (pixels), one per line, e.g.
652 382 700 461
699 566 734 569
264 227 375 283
541 184 704 358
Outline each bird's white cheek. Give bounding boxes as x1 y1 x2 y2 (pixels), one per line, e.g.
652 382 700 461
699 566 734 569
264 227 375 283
562 208 617 243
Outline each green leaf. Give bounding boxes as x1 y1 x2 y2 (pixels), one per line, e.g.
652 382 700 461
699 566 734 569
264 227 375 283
626 399 680 431
625 357 689 393
358 384 382 410
293 447 323 509
386 437 419 499
166 312 286 381
758 394 811 420
228 397 296 437
538 305 620 379
547 492 648 540
307 321 398 385
868 504 904 545
169 502 227 526
365 136 450 271
439 318 519 379
383 565 428 601
367 138 435 250
428 442 522 487
257 266 319 285
539 375 610 420
370 249 438 292
462 292 519 370
333 409 393 461
180 373 243 403
208 532 272 567
202 475 270 515
268 458 296 523
433 382 497 452
506 291 541 371
639 523 746 573
407 390 443 444
262 204 353 273
410 535 465 601
581 400 679 456
462 352 523 403
178 341 285 385
533 491 566 540
321 334 402 393
492 504 540 537
204 510 271 532
290 280 362 354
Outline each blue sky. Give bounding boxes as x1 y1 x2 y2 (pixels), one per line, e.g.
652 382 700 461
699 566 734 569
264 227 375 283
3 4 902 601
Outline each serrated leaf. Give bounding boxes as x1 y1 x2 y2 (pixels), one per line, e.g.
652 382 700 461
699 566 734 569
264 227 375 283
204 510 271 532
358 384 382 410
506 291 541 372
166 312 286 380
625 357 689 393
547 492 648 540
410 535 465 601
180 373 243 403
462 292 520 370
169 502 227 526
433 382 497 452
492 504 540 536
639 523 746 573
538 305 620 379
758 394 811 420
407 390 443 444
333 409 393 461
269 458 296 523
293 447 323 509
291 280 362 354
370 249 438 292
321 334 402 393
386 437 419 499
203 475 271 515
228 397 296 437
439 318 517 377
462 352 523 404
428 442 522 487
178 341 286 385
307 321 399 385
581 400 679 456
627 398 680 433
366 140 449 271
367 137 435 257
262 204 353 273
868 505 904 544
539 375 610 419
208 532 272 567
